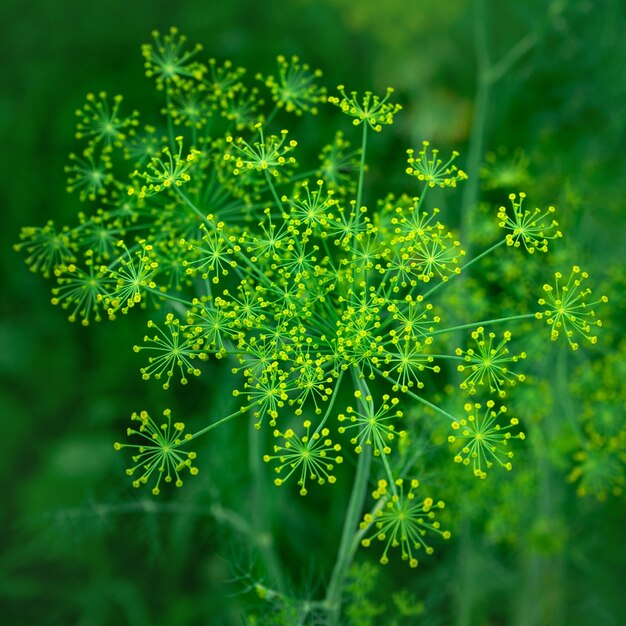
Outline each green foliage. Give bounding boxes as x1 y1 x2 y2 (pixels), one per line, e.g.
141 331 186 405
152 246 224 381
15 26 612 624
7 2 626 625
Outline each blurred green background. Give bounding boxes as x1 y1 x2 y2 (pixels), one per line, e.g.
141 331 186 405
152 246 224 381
2 0 625 624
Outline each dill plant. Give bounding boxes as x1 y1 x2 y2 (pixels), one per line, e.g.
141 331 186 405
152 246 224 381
15 27 608 624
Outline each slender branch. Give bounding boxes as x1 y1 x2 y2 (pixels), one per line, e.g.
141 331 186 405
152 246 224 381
427 313 537 338
324 366 373 625
458 238 506 273
355 122 368 215
175 187 280 289
461 0 538 240
353 123 368 284
264 170 285 214
460 78 489 236
44 499 256 539
264 105 279 127
487 32 538 84
426 353 466 362
380 449 396 493
165 89 175 147
422 239 507 300
187 402 259 442
373 367 460 423
249 414 287 594
325 445 372 624
314 370 345 435
144 287 194 308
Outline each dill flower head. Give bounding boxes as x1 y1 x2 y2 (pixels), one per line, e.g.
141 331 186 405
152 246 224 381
405 141 468 188
480 147 530 190
74 91 139 149
328 86 402 132
317 131 360 193
142 27 205 89
497 192 562 253
448 401 525 478
100 240 158 319
338 392 405 456
380 332 440 393
261 55 326 115
65 148 114 202
569 446 626 500
114 408 198 495
166 78 212 130
264 420 342 496
51 258 112 326
536 266 608 350
360 479 449 568
204 58 246 99
286 179 337 235
180 221 239 284
224 124 297 177
219 84 263 131
455 327 527 398
14 221 75 278
128 136 201 198
134 313 207 389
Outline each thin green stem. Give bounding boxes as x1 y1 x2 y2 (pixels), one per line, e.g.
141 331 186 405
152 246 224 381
405 392 458 424
352 123 368 286
373 367 460 423
460 79 489 241
324 367 373 625
487 32 538 83
555 347 584 445
355 123 368 215
325 445 372 623
264 105 279 127
165 89 175 147
459 238 506 273
175 187 279 289
289 167 327 183
461 0 538 243
427 353 466 362
264 170 285 214
144 287 194 308
313 370 345 436
427 313 537 338
416 186 429 214
460 0 490 243
356 375 398 497
380 450 396 495
249 414 287 594
422 239 507 300
186 402 258 442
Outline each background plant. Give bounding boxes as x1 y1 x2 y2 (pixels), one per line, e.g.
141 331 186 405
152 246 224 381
7 1 619 623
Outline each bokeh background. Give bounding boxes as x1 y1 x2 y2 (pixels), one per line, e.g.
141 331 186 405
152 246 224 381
2 0 625 624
